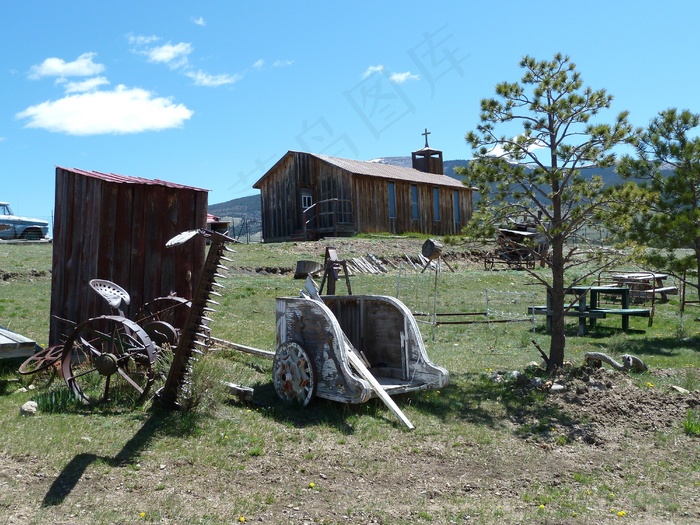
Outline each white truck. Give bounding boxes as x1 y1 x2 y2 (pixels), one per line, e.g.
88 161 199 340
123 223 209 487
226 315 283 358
0 202 49 240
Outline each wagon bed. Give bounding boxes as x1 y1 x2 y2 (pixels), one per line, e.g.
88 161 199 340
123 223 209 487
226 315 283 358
275 294 448 406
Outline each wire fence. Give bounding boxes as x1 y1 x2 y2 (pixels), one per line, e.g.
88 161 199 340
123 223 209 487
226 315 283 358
396 261 536 339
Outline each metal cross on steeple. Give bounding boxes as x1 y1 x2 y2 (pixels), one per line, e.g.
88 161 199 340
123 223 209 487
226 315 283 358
422 128 431 148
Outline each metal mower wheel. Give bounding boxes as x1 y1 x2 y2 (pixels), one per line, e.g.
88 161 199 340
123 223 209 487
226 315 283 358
61 315 157 404
136 296 191 346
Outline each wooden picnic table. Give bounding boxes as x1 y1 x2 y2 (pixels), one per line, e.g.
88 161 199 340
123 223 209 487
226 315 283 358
530 285 653 335
570 285 652 332
0 326 37 359
608 271 678 301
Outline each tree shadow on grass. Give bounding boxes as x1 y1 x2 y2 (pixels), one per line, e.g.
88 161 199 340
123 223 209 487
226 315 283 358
251 369 580 444
247 380 385 434
401 371 584 443
585 328 700 357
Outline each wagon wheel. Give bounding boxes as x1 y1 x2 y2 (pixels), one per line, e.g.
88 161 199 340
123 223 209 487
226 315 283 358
272 341 317 407
61 315 157 404
136 296 191 346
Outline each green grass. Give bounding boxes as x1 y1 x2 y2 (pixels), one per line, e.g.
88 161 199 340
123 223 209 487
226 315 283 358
684 410 700 437
1 240 700 524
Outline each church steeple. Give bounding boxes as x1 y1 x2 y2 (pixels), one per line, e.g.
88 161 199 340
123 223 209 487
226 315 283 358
412 128 444 175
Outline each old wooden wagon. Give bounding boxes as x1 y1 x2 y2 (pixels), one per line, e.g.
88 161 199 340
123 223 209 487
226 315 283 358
273 288 449 414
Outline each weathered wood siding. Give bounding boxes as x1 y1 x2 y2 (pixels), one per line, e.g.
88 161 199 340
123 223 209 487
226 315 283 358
353 176 471 236
50 168 208 345
258 153 353 241
257 151 473 241
257 153 308 241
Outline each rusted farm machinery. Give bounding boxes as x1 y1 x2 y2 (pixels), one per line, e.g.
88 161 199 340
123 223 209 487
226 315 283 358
18 280 191 402
18 228 232 406
19 231 448 428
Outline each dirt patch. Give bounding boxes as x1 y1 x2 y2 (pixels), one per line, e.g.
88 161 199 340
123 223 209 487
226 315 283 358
540 367 700 446
235 237 488 274
0 268 47 281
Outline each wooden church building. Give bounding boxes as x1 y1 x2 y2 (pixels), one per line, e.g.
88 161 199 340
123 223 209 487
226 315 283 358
253 134 474 242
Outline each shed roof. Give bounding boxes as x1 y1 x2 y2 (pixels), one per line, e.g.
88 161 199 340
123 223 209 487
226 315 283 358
56 166 209 192
253 151 469 190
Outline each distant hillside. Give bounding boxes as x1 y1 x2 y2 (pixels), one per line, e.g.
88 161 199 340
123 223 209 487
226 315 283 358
208 194 262 239
209 194 260 219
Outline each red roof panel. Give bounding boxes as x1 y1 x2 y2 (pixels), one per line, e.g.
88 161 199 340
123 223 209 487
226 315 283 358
56 166 210 192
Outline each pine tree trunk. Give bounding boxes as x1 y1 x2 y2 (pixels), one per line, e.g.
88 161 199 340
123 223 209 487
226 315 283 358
548 236 566 371
695 238 700 293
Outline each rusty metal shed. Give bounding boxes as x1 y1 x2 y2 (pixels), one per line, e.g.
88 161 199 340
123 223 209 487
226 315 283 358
49 167 209 345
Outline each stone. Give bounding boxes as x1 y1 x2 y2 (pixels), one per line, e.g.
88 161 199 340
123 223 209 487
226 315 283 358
20 401 38 416
589 381 608 391
530 377 544 389
506 370 521 381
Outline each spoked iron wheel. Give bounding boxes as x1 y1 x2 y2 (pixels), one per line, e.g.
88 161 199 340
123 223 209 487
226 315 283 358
19 344 64 375
61 315 157 404
136 296 191 346
272 341 316 407
18 345 64 387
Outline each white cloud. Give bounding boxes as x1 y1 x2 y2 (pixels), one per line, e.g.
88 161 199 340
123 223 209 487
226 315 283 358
28 52 105 80
361 64 384 79
186 70 241 87
273 59 294 68
361 65 419 84
485 143 508 157
129 33 244 88
16 86 193 135
146 42 192 69
127 34 160 46
193 16 206 26
253 59 265 70
64 76 110 94
389 71 419 84
486 136 547 158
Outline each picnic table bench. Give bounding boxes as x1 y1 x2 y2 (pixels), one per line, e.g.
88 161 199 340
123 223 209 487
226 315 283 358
529 285 652 335
606 271 678 302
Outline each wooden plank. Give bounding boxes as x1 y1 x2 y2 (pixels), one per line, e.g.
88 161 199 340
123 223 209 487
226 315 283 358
528 307 607 319
589 308 651 317
0 327 36 359
209 336 274 359
346 351 415 431
359 256 379 274
366 254 388 273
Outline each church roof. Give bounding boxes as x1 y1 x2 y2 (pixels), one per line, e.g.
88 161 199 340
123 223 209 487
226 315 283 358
254 151 466 189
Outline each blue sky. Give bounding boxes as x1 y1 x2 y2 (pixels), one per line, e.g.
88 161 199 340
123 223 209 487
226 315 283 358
2 1 700 224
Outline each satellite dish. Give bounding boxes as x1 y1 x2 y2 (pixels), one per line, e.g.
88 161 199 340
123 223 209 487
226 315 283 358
166 230 200 247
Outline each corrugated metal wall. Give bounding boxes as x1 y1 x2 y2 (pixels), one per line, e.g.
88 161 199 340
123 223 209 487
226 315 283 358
49 167 208 345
